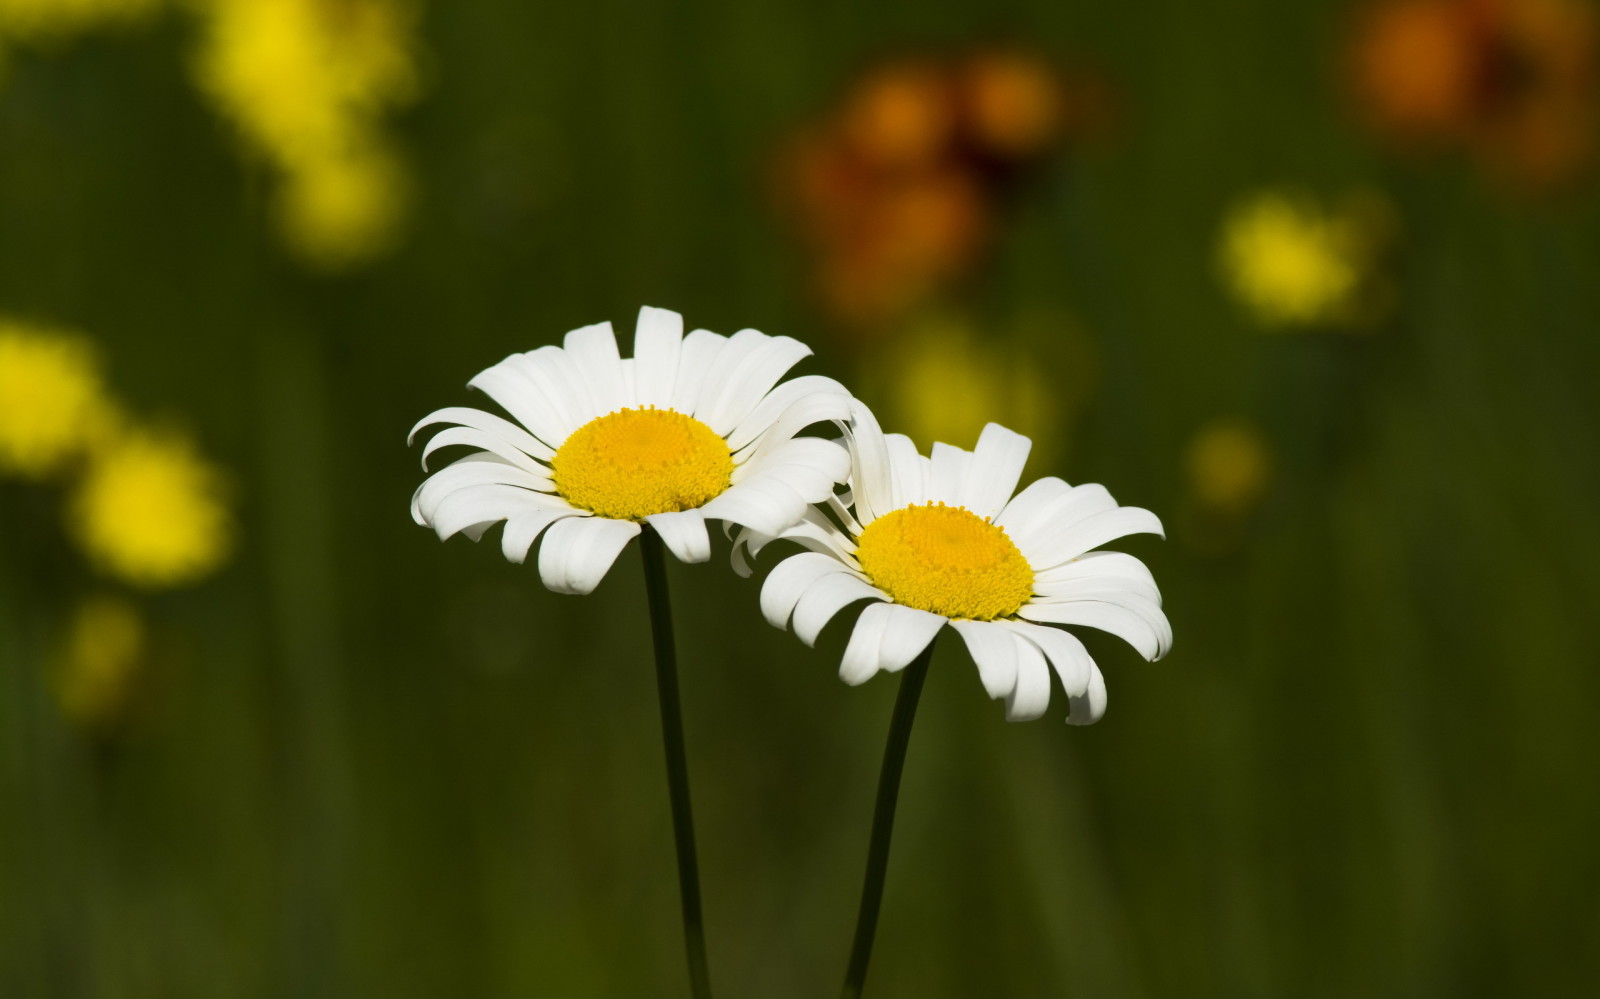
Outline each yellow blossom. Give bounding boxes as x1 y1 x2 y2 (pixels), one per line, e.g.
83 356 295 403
868 316 1072 462
0 319 114 478
1218 192 1366 328
69 426 233 588
0 0 162 42
190 0 421 268
1185 418 1273 518
275 139 407 269
54 594 145 731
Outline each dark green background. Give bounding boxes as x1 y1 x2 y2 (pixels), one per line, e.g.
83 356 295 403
3 1 1598 996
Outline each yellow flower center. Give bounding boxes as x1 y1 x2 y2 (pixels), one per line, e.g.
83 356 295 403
855 502 1034 620
551 407 733 521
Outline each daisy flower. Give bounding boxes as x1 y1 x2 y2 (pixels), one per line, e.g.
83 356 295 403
741 399 1169 724
410 306 854 592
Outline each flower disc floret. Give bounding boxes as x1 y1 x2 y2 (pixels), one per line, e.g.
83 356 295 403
551 407 733 521
855 502 1033 620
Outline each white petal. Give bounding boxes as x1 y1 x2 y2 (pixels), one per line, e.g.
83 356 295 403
997 481 1117 553
502 507 583 563
1026 506 1166 569
688 329 765 428
726 375 852 453
699 475 808 537
754 507 859 564
1005 630 1052 722
839 601 895 686
793 572 884 646
465 363 576 450
644 510 712 563
950 619 1018 701
420 427 547 475
1067 663 1107 726
515 345 600 437
432 485 575 542
563 321 627 417
884 434 931 511
928 443 971 506
697 332 814 436
1018 596 1171 661
960 423 1031 520
669 329 729 414
733 437 851 502
760 551 846 630
843 397 894 526
1003 620 1093 699
876 604 946 673
632 306 684 409
993 476 1075 536
413 455 553 525
1034 551 1160 603
536 516 640 594
409 406 554 460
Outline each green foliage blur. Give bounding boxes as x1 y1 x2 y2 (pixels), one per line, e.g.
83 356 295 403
4 1 1600 997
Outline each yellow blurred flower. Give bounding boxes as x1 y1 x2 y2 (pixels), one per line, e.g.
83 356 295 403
54 594 145 731
0 0 162 42
191 0 421 268
0 319 114 478
276 139 407 269
868 317 1065 462
1185 419 1273 518
69 426 233 588
1218 192 1367 328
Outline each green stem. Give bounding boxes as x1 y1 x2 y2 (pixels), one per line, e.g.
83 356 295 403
840 637 936 999
639 526 713 999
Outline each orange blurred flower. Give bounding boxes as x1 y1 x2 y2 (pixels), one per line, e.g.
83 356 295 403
775 47 1105 331
1348 0 1599 190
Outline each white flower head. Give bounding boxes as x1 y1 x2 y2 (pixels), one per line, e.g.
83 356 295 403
410 306 853 593
740 399 1170 724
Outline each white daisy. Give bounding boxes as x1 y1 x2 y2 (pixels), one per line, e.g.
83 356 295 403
410 306 853 593
739 399 1170 724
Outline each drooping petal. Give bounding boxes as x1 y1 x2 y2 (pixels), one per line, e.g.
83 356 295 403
644 510 712 563
760 551 845 630
432 485 576 542
875 604 946 673
536 516 640 594
1003 620 1093 700
1019 595 1172 661
960 423 1032 520
950 619 1018 701
419 426 548 475
1067 663 1108 726
408 406 554 460
631 306 684 409
792 572 885 646
1005 630 1052 722
839 601 895 686
412 454 553 525
502 507 584 564
731 437 850 503
700 475 808 537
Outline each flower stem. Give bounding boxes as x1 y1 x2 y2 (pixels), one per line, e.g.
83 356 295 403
840 638 936 999
639 526 714 999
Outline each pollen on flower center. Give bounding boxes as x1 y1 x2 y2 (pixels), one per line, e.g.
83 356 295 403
855 502 1034 620
551 407 733 521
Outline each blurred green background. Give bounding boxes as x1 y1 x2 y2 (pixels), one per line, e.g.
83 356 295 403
3 1 1600 996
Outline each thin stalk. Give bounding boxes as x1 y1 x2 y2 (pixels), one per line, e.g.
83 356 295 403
840 638 937 999
639 526 713 999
